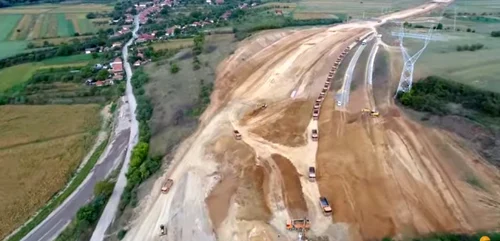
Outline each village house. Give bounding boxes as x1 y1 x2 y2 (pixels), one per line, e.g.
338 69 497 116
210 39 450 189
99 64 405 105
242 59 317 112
215 0 224 5
136 33 155 43
220 10 231 20
275 9 283 15
112 42 122 49
206 0 212 4
85 48 97 54
133 60 142 67
111 57 123 75
239 3 248 9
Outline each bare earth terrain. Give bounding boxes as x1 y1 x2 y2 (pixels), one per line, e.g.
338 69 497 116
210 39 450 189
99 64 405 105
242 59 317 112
121 1 500 240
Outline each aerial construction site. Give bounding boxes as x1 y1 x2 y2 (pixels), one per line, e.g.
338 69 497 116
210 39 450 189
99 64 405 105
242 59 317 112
121 1 500 240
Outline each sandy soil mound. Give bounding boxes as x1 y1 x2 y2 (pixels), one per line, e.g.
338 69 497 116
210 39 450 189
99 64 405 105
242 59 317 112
271 154 308 218
249 100 313 147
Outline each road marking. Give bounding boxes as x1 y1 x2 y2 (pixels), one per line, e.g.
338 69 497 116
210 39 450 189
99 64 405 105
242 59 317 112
37 219 68 241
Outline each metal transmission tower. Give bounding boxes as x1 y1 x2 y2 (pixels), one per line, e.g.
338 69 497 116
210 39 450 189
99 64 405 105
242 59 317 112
392 22 433 93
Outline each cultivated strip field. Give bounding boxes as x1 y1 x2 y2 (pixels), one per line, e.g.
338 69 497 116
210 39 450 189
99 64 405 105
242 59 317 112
0 104 101 240
0 4 111 40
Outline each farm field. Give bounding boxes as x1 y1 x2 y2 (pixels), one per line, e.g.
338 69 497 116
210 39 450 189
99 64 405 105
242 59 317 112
0 3 112 59
0 54 93 92
404 31 500 93
0 104 101 240
151 39 195 50
293 0 429 19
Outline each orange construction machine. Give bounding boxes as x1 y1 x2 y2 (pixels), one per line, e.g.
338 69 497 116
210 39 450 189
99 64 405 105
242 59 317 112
286 218 311 231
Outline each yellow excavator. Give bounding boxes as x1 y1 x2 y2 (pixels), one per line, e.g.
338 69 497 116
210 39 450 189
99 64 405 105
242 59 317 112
361 108 379 117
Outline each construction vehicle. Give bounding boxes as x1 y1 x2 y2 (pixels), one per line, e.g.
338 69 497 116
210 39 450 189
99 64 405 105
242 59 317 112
233 130 242 140
361 39 367 45
314 101 321 109
312 109 319 120
308 167 316 181
311 129 318 141
160 225 167 236
316 96 323 102
259 103 268 110
286 218 311 231
319 197 333 215
161 179 174 194
361 108 380 117
326 77 332 84
327 73 334 79
319 90 326 97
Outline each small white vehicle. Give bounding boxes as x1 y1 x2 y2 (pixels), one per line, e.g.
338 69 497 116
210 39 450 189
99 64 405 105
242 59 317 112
337 101 341 106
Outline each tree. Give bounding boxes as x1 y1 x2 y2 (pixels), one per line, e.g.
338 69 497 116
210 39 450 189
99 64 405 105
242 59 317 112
76 205 98 223
96 69 109 80
91 52 99 59
86 12 97 19
94 180 115 197
174 28 181 35
466 28 471 32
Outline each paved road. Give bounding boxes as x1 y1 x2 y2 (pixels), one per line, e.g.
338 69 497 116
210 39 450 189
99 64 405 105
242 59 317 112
19 122 131 241
90 14 141 241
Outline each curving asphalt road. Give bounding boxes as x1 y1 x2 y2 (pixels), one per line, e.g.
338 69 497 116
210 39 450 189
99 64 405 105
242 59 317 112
18 110 131 241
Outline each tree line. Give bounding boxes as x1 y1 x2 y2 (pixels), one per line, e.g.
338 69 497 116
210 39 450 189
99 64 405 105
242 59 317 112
119 69 161 211
398 76 500 117
0 30 130 70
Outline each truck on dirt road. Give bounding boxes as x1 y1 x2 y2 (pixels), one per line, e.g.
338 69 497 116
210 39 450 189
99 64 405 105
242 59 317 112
311 129 318 141
319 197 332 215
233 130 242 140
308 167 316 181
312 109 319 120
161 179 174 194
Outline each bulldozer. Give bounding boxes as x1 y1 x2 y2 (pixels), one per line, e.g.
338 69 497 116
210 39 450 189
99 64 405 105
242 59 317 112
361 108 379 117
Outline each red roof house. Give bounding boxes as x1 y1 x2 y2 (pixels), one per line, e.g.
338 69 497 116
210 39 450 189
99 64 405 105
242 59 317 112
111 58 123 74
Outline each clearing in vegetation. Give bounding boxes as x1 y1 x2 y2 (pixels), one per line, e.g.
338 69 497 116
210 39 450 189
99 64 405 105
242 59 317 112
0 104 101 240
9 14 37 40
151 39 194 51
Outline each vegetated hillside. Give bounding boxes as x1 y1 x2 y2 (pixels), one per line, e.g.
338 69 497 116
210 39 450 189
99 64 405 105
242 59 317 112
398 76 500 167
399 76 500 118
0 104 100 239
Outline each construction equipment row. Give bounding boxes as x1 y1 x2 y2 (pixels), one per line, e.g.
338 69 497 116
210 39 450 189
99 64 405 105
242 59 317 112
288 38 368 240
310 44 353 141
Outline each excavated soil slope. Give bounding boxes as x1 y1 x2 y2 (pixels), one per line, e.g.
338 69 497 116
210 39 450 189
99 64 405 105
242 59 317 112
122 3 500 240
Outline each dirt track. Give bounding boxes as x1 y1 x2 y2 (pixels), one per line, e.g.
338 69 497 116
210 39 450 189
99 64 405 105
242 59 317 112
121 1 500 240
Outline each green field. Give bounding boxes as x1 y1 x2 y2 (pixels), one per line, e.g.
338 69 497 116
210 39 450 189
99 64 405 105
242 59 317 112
0 14 22 40
405 32 500 93
0 55 93 91
449 0 500 14
56 13 75 37
293 0 429 19
0 41 28 59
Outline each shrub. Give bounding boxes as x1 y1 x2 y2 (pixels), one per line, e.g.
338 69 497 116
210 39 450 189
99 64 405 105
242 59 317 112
170 62 179 73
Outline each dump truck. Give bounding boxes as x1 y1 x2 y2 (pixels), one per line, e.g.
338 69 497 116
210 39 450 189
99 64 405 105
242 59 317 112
308 167 316 181
259 103 268 110
286 218 311 231
314 101 321 109
312 109 319 120
316 96 323 102
319 197 332 215
161 179 174 194
233 130 242 140
311 129 318 141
